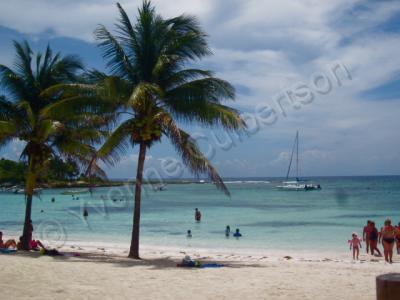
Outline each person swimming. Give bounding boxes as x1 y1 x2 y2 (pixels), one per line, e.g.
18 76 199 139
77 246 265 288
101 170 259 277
233 228 242 238
187 230 192 238
225 225 231 237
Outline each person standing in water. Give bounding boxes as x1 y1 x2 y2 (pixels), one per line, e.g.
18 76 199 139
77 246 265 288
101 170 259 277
349 233 362 260
194 208 201 222
83 208 89 219
225 225 231 237
233 228 242 238
187 230 192 238
369 222 381 256
362 220 372 254
380 219 396 263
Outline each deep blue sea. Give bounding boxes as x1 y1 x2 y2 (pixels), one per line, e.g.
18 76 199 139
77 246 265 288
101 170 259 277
1 176 399 252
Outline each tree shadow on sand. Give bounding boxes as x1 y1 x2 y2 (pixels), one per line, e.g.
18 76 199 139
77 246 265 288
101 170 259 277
15 251 266 270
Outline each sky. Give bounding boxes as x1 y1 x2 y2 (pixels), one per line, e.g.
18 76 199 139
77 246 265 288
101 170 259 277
0 0 400 179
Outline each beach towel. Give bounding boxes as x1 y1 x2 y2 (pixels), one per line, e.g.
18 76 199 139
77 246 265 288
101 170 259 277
200 263 224 268
0 248 17 254
177 262 224 268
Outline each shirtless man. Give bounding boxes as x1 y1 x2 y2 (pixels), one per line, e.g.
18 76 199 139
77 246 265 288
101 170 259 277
362 220 372 254
0 231 17 249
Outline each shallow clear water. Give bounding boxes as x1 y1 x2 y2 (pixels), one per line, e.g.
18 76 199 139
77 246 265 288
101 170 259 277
1 176 399 252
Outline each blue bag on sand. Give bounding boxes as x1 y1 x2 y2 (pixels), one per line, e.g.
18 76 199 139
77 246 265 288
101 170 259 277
200 263 224 268
0 248 17 254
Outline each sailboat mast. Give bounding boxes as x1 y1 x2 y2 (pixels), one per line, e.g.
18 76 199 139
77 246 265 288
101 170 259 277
296 131 299 179
286 131 297 180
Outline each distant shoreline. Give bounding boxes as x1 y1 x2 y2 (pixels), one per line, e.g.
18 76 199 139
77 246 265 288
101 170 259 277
0 179 208 190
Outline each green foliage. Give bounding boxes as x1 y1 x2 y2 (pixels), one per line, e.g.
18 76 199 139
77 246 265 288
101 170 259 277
45 157 80 181
0 158 26 184
91 1 246 195
0 41 110 182
0 157 82 184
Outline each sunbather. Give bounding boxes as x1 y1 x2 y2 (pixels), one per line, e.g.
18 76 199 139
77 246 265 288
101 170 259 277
0 231 17 249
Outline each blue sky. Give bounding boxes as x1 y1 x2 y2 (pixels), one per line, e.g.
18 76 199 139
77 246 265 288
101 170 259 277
1 0 400 179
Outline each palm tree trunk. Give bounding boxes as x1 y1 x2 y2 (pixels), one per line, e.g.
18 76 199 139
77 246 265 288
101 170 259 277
21 158 37 250
129 142 147 259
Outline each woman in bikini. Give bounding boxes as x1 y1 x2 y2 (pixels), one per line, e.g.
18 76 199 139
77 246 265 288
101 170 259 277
0 231 17 249
380 219 395 263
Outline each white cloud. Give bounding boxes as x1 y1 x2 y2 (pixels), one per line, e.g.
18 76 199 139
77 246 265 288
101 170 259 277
1 0 400 176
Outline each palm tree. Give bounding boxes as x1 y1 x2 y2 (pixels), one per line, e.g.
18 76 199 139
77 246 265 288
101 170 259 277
92 1 245 258
0 41 108 249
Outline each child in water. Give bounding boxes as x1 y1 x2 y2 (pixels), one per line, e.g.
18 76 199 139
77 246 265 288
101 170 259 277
187 230 192 238
348 233 362 260
233 228 242 238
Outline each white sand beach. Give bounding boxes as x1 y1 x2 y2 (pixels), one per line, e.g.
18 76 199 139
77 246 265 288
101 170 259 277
1 244 398 300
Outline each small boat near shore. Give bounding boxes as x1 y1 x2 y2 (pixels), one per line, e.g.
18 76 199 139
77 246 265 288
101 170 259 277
277 180 321 191
277 131 321 191
61 189 90 195
7 187 43 194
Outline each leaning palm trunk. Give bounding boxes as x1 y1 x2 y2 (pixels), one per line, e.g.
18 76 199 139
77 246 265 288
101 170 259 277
129 142 147 258
21 157 37 250
93 2 245 259
0 41 107 251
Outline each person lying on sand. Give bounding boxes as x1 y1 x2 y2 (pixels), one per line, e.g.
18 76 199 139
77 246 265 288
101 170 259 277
0 231 17 249
16 236 46 251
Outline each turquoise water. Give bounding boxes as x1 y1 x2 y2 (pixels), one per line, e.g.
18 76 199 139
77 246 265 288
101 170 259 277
1 176 399 252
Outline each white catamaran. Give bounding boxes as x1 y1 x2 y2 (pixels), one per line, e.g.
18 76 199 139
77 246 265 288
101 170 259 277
277 131 321 191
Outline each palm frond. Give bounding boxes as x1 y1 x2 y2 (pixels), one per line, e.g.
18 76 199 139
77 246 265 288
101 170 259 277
95 24 136 81
85 156 108 181
162 116 229 196
13 41 35 85
96 118 136 166
51 54 84 83
0 120 17 137
17 101 35 128
166 77 235 103
0 64 28 100
129 81 163 109
40 95 115 121
163 14 211 61
0 96 19 121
